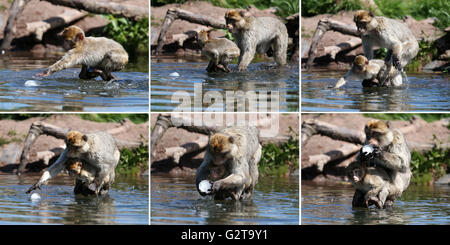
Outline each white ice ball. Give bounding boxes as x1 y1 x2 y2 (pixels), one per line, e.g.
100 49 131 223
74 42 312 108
199 180 212 194
25 80 39 87
169 72 180 77
362 145 374 155
30 193 41 202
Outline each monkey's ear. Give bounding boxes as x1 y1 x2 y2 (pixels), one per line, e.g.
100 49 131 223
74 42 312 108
82 134 88 142
365 60 369 65
385 121 392 128
369 11 375 17
228 136 234 144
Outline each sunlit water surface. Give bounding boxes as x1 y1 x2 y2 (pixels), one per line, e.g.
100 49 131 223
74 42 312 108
302 72 449 112
151 174 299 225
302 183 450 225
0 174 148 225
0 53 148 112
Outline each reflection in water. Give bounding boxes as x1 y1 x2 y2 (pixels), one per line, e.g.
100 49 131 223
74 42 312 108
302 72 450 111
151 175 299 225
301 183 450 225
0 53 148 112
150 59 299 112
0 174 148 225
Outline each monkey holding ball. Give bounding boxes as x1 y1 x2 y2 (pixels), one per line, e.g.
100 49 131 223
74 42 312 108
196 126 261 200
36 25 128 81
225 10 288 71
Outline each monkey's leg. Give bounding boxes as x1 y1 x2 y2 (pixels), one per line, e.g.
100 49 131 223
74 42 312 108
238 45 256 71
352 189 367 207
378 185 390 209
399 40 419 68
206 60 214 72
88 163 111 194
79 65 102 79
273 33 288 66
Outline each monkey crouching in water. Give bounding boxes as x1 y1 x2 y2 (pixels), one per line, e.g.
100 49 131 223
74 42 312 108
196 126 261 200
347 159 392 208
334 55 402 88
225 10 288 71
36 25 128 81
26 131 120 196
351 120 411 208
196 29 240 73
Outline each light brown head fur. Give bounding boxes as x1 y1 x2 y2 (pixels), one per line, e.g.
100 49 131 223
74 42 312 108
209 133 234 153
66 159 82 175
365 120 389 133
354 55 369 72
66 131 87 147
197 30 210 45
354 10 376 34
62 25 85 43
225 10 251 31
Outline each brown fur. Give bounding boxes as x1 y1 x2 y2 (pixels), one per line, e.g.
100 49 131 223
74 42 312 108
365 120 389 133
66 131 86 147
209 133 233 153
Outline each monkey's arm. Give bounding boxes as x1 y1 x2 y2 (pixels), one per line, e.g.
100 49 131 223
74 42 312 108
26 149 68 193
37 50 82 76
212 160 247 192
373 151 409 172
362 36 374 60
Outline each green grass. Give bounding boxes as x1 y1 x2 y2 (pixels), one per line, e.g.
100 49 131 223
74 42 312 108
259 131 299 176
363 114 450 123
301 0 363 17
78 114 149 124
0 114 48 121
410 147 449 185
116 144 149 175
102 15 149 56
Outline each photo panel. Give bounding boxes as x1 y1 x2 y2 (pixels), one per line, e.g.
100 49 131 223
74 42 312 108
301 113 449 225
0 114 149 225
150 113 299 225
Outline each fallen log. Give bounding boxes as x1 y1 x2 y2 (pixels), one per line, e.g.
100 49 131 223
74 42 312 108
155 7 227 54
0 0 31 50
25 9 87 41
308 143 360 171
45 0 148 20
165 136 209 164
302 119 366 146
306 19 358 69
323 37 361 60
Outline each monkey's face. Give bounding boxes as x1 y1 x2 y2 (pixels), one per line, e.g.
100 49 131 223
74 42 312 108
354 10 375 35
66 131 87 148
66 160 82 176
197 30 209 44
61 26 85 49
209 133 235 165
225 10 246 32
364 120 391 147
353 55 369 73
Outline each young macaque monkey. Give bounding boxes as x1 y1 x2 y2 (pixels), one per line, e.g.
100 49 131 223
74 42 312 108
36 25 128 81
27 131 120 195
354 10 418 71
225 10 288 71
65 158 110 195
196 29 240 73
196 126 261 200
347 160 391 208
333 55 402 88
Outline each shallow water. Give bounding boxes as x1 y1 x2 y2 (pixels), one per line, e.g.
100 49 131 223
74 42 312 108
0 53 148 112
151 58 299 112
0 174 148 225
302 72 450 112
151 174 299 225
301 183 450 225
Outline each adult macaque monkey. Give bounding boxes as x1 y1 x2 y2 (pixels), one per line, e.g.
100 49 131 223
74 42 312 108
334 55 402 88
36 25 128 81
225 10 288 71
352 120 411 208
26 131 120 195
354 10 418 71
196 126 261 200
196 29 240 73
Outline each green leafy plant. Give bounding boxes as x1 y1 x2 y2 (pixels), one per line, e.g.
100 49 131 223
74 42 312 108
410 147 449 185
116 145 149 175
79 114 148 124
102 15 149 56
259 129 299 176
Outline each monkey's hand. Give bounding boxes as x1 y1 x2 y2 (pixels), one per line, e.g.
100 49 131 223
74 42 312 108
392 55 403 71
212 180 224 193
36 70 50 77
26 182 42 194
